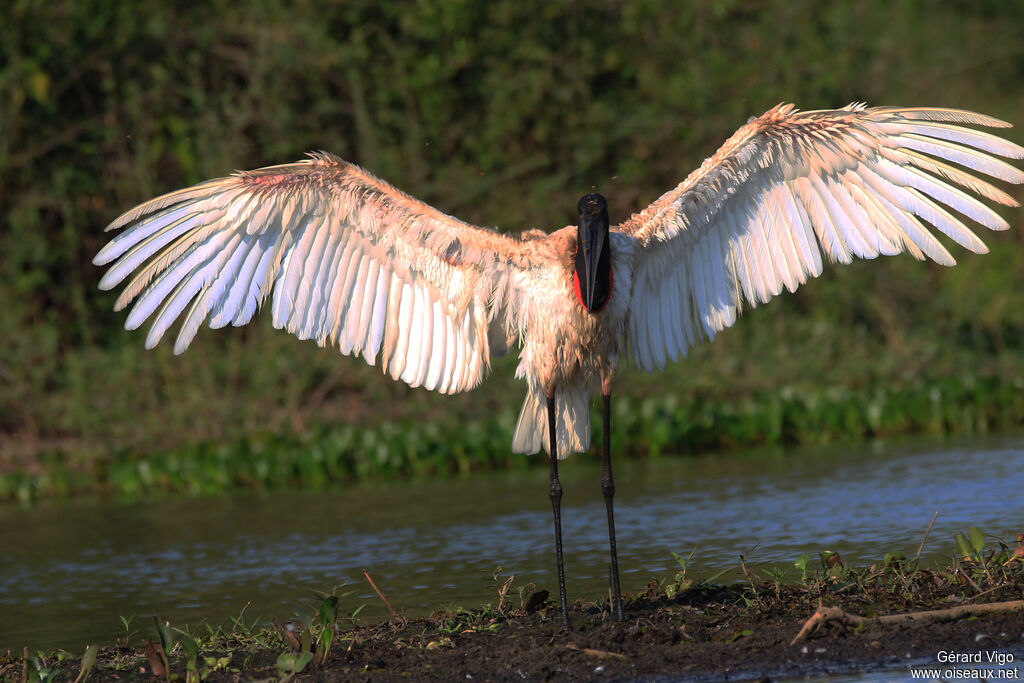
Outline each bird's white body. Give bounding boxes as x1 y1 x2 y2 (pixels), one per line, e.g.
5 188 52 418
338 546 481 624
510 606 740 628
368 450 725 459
509 229 636 456
94 103 1024 460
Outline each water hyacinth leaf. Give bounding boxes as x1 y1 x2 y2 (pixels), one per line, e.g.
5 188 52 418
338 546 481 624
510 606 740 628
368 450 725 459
954 531 973 559
821 550 843 570
794 553 811 581
8 370 1024 503
883 551 905 566
968 526 986 553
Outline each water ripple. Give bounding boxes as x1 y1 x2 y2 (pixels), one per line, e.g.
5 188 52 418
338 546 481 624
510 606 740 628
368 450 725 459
2 436 1022 651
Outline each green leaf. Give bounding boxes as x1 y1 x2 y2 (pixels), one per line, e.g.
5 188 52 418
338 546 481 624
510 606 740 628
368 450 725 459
292 603 314 626
319 595 339 629
175 629 198 661
729 629 754 642
883 551 905 566
276 652 314 674
75 644 98 683
703 567 731 585
152 612 175 654
80 644 98 669
954 531 973 558
794 553 810 580
968 527 986 553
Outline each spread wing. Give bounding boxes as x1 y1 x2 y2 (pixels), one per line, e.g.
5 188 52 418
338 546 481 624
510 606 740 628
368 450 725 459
94 152 529 394
619 103 1024 371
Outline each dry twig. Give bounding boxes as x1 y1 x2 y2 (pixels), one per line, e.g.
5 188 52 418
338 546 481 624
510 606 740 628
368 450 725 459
790 600 1024 646
914 511 940 564
564 643 627 660
364 570 397 617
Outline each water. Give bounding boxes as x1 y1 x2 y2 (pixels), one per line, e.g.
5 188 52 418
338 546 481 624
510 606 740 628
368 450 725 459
2 436 1023 655
784 660 1024 683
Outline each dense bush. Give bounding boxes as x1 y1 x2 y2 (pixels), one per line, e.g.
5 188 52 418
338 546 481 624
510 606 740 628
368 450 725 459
2 0 1023 495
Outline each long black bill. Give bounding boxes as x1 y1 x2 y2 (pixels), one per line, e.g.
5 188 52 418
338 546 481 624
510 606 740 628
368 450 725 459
575 193 611 312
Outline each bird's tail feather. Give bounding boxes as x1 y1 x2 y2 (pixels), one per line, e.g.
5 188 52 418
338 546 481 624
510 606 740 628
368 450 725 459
511 385 591 458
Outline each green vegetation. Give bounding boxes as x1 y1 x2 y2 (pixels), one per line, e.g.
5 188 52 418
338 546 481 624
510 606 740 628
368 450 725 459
4 370 1022 500
3 1 1024 498
4 531 1022 680
661 526 1024 613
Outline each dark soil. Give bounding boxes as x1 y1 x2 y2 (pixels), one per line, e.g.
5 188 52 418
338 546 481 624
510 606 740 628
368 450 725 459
18 571 1021 683
288 588 1024 682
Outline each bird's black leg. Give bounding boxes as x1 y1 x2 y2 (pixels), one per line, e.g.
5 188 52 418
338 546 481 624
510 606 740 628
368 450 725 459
547 394 570 628
602 392 624 621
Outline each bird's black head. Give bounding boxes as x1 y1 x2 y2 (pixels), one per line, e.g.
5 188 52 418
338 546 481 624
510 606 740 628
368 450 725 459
574 193 612 313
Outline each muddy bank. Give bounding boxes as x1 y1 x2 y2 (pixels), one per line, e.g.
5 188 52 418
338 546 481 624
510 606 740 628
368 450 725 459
10 570 1023 682
286 588 1024 681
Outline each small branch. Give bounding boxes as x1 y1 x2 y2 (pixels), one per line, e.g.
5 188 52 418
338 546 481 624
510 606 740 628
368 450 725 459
958 567 983 594
914 510 940 563
498 575 514 613
791 600 1024 646
790 606 863 645
364 570 397 618
564 643 627 660
739 553 759 598
966 584 1005 603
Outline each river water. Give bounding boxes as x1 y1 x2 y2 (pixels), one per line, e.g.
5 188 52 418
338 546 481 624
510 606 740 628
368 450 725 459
2 436 1023 654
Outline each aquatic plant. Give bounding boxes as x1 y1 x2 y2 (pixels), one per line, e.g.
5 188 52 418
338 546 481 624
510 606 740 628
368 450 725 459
4 370 1023 502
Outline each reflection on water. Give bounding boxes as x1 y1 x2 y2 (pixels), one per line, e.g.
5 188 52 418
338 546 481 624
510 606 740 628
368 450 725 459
2 436 1023 652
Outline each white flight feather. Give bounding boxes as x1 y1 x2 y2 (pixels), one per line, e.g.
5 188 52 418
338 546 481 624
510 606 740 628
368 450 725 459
173 232 250 352
893 135 1024 183
291 216 333 339
390 281 413 381
365 265 390 366
329 238 363 347
341 254 371 353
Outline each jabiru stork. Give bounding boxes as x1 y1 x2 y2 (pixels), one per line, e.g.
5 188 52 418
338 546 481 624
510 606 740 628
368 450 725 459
94 103 1023 626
